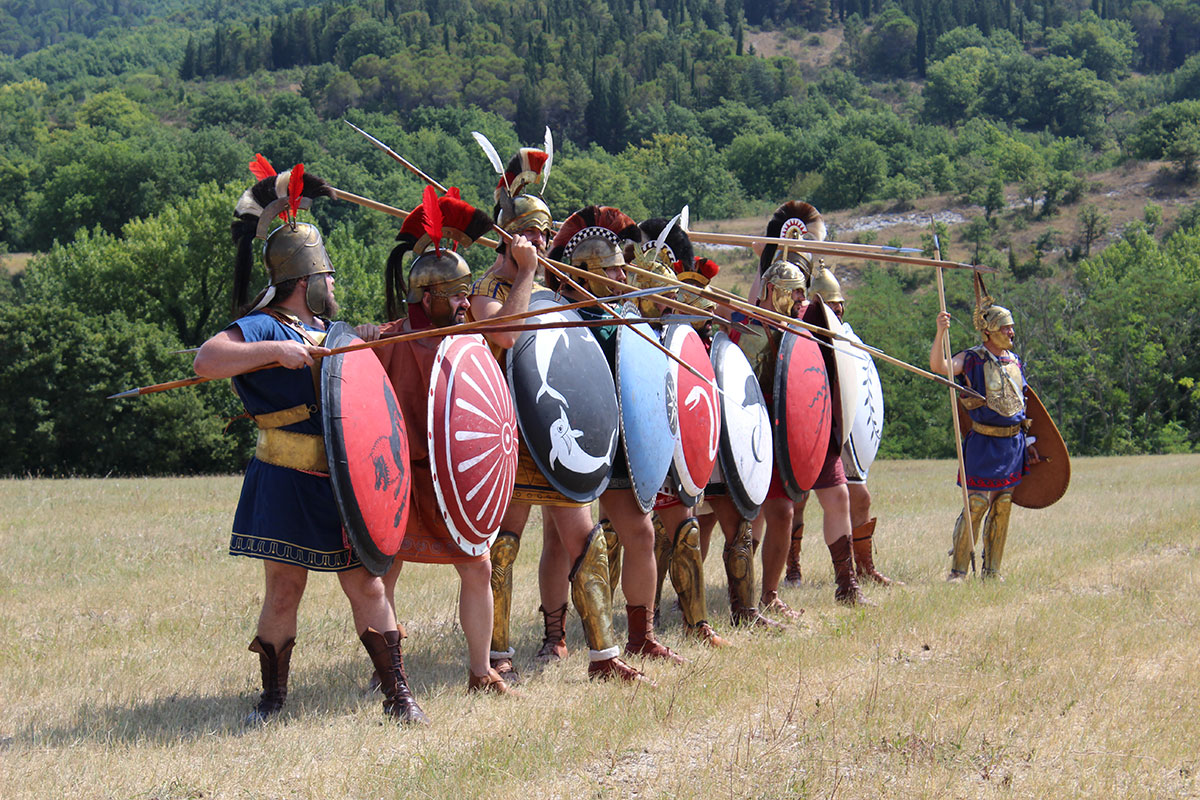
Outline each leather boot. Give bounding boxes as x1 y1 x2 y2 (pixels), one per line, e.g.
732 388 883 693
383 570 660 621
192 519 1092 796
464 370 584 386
534 603 569 663
830 536 874 606
488 529 521 685
600 518 622 606
247 636 294 724
724 521 783 631
981 491 1013 580
651 513 673 628
852 518 900 586
468 667 520 696
570 524 650 684
625 604 684 664
783 522 804 587
359 627 429 725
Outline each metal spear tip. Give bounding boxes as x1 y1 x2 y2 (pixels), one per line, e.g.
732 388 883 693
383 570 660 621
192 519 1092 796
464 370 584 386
107 388 140 400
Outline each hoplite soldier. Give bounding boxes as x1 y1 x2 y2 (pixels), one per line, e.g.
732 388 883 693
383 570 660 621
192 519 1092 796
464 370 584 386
632 217 729 648
357 187 518 695
750 201 871 607
550 206 683 667
673 255 781 631
194 160 425 724
931 290 1031 580
470 143 648 683
790 264 899 587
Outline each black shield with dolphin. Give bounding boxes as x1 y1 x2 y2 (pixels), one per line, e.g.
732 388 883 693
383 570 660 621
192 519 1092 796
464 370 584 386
711 331 773 520
506 291 619 503
321 320 410 577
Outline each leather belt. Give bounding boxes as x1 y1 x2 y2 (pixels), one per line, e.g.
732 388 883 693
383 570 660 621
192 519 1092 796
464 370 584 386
971 421 1020 438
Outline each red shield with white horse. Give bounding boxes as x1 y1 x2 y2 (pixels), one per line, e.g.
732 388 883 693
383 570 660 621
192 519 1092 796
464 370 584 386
428 334 519 556
663 323 720 504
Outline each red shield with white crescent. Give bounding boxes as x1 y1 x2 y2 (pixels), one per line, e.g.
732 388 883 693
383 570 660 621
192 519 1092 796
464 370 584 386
773 329 832 496
322 321 410 577
663 323 720 503
428 334 519 556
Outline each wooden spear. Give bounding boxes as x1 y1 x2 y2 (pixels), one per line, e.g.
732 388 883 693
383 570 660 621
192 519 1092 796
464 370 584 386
931 219 977 573
342 121 712 382
108 288 679 399
680 229 997 272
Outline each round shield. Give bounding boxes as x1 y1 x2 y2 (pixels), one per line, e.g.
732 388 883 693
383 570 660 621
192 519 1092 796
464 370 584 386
773 329 833 497
662 322 720 505
839 322 884 482
506 291 619 503
428 333 519 556
616 307 677 512
803 297 857 447
321 321 410 577
711 331 773 520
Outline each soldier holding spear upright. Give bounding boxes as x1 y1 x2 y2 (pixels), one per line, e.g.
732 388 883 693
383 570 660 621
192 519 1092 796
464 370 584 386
930 284 1034 581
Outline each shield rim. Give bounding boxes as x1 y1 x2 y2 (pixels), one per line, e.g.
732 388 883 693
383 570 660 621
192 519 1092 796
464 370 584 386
428 333 518 557
321 321 404 577
662 323 720 504
616 312 676 513
505 293 617 503
772 329 831 499
711 331 771 520
840 325 884 481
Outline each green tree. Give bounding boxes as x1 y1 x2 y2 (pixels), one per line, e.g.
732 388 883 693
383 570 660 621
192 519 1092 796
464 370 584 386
0 303 245 477
817 138 886 209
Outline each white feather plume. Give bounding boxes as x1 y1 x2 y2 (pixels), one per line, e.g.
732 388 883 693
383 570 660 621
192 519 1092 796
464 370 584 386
542 126 554 193
680 205 690 233
472 131 505 175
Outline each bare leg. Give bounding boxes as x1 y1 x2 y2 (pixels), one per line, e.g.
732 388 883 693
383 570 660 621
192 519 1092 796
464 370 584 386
257 560 308 647
539 509 572 611
456 559 496 677
847 482 872 528
599 492 656 609
338 566 397 636
697 512 717 561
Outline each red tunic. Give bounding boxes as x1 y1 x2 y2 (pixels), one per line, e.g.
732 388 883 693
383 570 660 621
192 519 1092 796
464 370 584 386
363 306 488 565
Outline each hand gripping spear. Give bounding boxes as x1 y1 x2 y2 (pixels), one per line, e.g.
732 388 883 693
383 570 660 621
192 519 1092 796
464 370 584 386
931 219 977 573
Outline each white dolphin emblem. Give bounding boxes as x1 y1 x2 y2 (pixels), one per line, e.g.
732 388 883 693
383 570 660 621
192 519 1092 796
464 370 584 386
534 318 570 407
548 406 616 474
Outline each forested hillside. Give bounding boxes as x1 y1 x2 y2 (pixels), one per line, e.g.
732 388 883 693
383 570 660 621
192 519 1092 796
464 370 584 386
1 0 1197 475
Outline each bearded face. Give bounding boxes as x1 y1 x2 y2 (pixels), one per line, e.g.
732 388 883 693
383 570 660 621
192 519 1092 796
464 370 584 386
985 325 1015 351
426 291 471 328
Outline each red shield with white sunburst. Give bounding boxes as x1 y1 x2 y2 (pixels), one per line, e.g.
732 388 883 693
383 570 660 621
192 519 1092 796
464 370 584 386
427 334 519 556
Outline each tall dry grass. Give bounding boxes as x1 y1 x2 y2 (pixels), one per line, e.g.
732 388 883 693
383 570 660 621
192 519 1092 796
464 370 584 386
2 455 1198 799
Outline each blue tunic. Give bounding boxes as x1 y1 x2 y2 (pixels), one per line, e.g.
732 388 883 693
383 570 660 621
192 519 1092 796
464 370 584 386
956 345 1028 492
227 311 359 572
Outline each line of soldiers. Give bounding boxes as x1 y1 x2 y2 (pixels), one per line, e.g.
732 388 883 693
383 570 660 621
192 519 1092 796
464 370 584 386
194 140 1032 726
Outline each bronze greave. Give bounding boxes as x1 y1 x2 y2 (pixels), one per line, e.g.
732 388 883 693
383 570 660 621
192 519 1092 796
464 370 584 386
569 523 620 659
982 491 1013 576
723 519 757 619
488 529 520 657
951 493 990 574
670 516 708 628
651 513 673 613
600 517 622 605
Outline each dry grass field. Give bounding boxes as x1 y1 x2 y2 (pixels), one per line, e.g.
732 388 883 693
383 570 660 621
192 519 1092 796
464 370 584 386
2 455 1198 799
